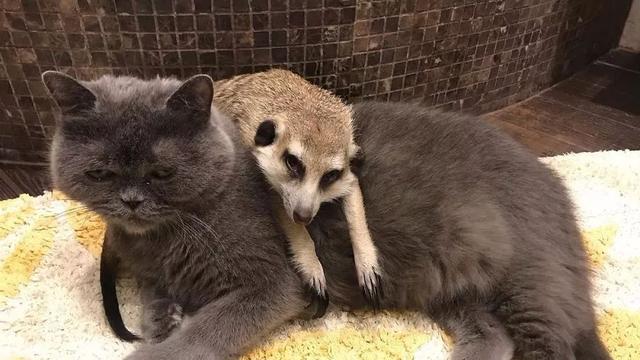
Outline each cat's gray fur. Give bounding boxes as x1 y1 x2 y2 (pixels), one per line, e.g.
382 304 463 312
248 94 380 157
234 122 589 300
310 102 610 359
43 72 310 359
45 69 608 360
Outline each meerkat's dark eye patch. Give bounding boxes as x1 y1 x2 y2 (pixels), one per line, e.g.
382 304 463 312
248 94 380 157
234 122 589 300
283 151 305 179
254 119 277 147
320 169 343 189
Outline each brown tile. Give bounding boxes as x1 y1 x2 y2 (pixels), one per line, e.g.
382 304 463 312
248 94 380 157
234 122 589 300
176 15 195 31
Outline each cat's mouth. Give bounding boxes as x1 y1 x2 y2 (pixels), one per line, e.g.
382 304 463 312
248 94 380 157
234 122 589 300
120 215 156 234
125 213 149 222
109 213 158 234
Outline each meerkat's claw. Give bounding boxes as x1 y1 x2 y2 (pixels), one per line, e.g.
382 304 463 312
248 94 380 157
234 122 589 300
310 276 327 297
301 270 327 299
303 284 329 319
359 266 384 310
298 268 329 319
297 256 327 298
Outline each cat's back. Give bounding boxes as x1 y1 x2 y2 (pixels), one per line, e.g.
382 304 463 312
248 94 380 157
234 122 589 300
351 101 569 221
353 101 537 178
314 102 585 308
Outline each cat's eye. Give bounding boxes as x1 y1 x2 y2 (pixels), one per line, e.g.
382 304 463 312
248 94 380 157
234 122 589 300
320 169 343 189
85 169 116 182
149 168 174 180
283 151 305 179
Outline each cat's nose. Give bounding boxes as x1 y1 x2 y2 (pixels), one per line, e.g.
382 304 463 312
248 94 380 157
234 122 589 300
120 188 144 210
121 199 142 210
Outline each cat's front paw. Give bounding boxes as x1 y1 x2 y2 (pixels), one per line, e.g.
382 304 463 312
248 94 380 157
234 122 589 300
141 300 183 344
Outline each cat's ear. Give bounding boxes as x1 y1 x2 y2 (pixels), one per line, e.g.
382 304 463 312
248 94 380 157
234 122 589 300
42 71 96 115
166 74 214 115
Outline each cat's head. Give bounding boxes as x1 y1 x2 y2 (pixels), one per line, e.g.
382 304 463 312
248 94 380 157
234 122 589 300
43 72 234 234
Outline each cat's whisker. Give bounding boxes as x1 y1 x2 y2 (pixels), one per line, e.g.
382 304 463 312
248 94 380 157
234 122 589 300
46 206 92 219
187 214 221 239
175 214 220 257
179 213 217 239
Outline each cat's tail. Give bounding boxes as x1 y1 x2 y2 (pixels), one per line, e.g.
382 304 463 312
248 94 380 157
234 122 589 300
100 249 140 342
573 327 611 360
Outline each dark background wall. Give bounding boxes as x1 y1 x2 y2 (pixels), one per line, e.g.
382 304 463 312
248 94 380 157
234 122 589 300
0 0 632 164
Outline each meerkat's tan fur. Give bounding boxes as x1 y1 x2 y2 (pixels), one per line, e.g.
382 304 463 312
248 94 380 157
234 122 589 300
213 69 381 301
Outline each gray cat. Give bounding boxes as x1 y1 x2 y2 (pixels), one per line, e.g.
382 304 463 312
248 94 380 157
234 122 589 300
44 69 608 359
308 102 610 359
43 72 311 359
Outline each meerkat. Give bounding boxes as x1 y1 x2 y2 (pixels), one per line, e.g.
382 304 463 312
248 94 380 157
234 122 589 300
213 69 382 309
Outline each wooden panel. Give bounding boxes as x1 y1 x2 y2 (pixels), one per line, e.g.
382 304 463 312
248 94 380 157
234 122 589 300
542 84 640 128
484 115 585 156
0 165 50 200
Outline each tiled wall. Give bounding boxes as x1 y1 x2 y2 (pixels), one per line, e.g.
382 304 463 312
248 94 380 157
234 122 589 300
0 0 632 164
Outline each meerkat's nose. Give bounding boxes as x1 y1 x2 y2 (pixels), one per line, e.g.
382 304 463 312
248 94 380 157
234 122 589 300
293 210 313 225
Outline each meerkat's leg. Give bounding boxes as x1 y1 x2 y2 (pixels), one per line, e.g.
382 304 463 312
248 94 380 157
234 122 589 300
343 178 383 308
273 200 329 318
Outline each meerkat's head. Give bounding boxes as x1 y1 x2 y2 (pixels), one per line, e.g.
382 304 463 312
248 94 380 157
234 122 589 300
252 105 358 225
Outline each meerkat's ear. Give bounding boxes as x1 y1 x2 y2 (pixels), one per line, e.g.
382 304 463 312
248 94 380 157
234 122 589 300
348 141 360 159
348 141 364 174
254 119 277 147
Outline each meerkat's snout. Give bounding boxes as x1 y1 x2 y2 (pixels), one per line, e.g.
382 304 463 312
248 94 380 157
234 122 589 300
292 206 313 224
291 190 320 225
282 181 322 224
293 209 313 225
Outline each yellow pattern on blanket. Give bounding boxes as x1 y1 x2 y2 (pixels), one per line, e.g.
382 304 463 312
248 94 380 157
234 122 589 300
1 150 639 359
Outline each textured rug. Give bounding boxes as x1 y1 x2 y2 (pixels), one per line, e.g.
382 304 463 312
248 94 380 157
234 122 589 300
1 150 639 359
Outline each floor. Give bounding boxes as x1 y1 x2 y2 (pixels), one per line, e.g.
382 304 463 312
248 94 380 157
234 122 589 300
0 163 49 200
485 49 640 156
1 49 639 201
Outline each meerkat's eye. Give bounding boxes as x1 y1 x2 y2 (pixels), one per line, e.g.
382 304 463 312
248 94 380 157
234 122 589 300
254 119 276 147
283 151 305 179
320 169 343 189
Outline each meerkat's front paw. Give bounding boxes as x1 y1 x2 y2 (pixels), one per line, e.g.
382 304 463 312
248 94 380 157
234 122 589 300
302 263 329 318
302 285 330 319
355 257 384 309
295 255 330 319
295 252 328 297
